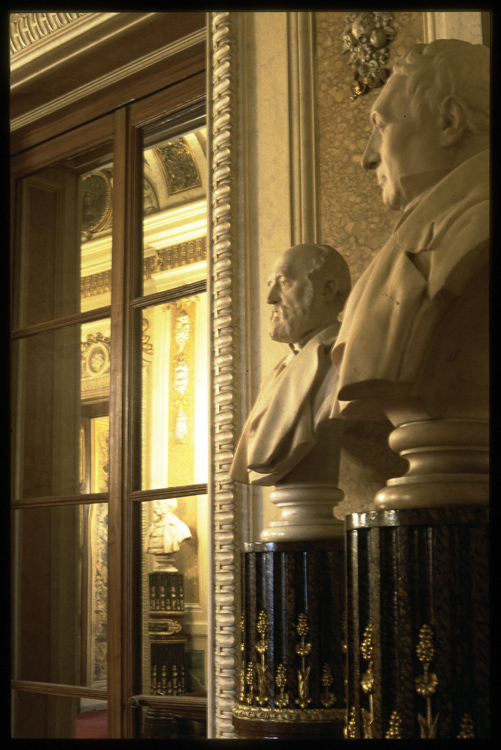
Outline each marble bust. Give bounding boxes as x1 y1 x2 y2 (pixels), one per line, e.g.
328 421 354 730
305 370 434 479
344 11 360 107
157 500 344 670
230 243 351 487
330 39 489 428
145 498 191 556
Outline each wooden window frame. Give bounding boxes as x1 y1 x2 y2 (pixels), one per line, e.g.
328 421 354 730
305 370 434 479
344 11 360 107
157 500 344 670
11 71 207 739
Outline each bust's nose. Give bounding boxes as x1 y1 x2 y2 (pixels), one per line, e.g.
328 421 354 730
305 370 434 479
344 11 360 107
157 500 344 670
267 281 280 305
362 129 381 170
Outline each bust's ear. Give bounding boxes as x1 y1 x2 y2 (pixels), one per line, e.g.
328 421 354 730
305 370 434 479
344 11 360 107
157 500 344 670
322 278 337 302
439 95 467 147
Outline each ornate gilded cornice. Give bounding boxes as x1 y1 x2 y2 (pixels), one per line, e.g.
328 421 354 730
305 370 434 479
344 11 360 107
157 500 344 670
10 12 85 56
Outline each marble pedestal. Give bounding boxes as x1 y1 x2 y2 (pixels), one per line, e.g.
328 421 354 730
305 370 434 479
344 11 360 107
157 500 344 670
261 484 345 541
345 506 489 739
375 418 489 509
233 540 346 739
260 420 347 541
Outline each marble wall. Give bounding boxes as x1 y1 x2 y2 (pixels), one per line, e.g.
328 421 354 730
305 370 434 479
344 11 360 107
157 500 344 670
314 12 425 517
315 11 424 284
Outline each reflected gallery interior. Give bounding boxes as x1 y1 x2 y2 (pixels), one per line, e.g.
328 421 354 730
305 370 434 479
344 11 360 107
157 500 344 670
12 121 209 738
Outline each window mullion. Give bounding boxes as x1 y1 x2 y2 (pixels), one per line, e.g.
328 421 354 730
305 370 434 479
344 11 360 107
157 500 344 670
107 106 131 739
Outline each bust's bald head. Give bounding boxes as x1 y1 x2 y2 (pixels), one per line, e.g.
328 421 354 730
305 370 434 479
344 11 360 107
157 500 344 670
267 244 351 343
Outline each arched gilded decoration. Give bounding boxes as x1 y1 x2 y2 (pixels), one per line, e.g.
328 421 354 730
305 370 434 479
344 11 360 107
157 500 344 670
155 138 202 195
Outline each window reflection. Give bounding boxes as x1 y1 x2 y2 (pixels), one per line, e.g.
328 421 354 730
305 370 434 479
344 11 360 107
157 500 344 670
142 127 207 296
12 320 111 502
140 494 208 736
14 147 114 329
141 294 208 491
12 692 108 739
12 121 208 739
12 504 108 688
80 167 113 313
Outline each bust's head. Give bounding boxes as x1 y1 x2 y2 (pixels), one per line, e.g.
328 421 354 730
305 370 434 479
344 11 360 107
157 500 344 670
362 39 489 211
154 498 178 519
267 244 351 344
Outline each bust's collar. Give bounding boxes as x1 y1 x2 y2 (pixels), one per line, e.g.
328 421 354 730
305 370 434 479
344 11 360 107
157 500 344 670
289 321 341 353
393 150 489 234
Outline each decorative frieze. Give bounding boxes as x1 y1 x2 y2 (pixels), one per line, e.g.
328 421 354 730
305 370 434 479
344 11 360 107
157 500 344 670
81 270 112 299
295 614 312 709
81 238 207 300
151 237 207 274
457 713 475 739
320 663 336 708
10 12 85 55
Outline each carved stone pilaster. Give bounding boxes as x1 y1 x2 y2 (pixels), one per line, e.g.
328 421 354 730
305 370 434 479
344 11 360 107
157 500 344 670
209 11 240 739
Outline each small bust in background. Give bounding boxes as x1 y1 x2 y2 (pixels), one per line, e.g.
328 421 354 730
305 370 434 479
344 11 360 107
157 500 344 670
145 498 191 556
231 243 351 486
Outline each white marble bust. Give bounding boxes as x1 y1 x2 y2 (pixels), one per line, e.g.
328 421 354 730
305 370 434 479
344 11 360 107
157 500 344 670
145 498 191 555
231 243 351 486
330 39 489 427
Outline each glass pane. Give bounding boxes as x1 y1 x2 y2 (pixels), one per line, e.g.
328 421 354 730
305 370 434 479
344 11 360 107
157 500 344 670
12 504 108 688
12 692 108 739
142 125 207 296
139 704 205 740
13 144 113 329
140 294 208 491
138 494 208 737
12 319 110 500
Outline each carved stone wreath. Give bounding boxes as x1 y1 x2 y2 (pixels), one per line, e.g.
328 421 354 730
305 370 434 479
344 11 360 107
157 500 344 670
82 333 111 378
342 12 396 101
81 169 113 240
